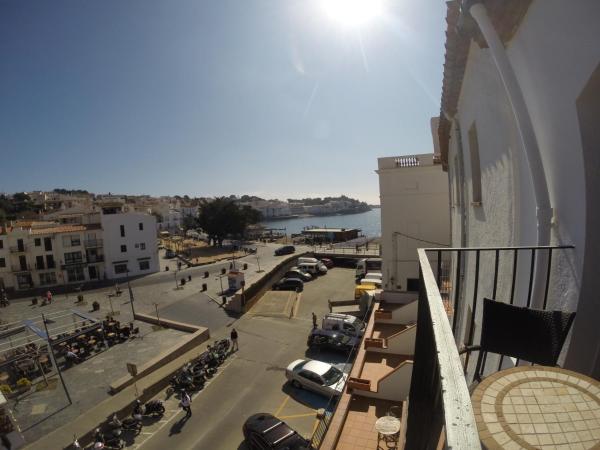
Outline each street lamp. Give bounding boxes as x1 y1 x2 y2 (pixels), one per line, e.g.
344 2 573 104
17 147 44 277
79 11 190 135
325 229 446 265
126 268 135 317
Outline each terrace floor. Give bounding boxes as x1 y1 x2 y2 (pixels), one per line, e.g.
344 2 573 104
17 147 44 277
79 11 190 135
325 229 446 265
360 353 411 388
370 323 407 340
335 396 402 450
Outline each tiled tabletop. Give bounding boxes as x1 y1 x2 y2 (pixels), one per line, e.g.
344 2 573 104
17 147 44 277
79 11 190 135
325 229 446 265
472 366 600 450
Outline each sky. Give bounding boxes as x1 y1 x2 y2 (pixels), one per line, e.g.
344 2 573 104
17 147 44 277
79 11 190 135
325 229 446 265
0 0 447 204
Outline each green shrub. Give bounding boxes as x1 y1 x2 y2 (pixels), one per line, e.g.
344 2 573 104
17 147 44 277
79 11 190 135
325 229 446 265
0 384 12 394
16 378 31 388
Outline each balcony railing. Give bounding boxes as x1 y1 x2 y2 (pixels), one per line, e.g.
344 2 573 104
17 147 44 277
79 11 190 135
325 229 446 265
405 245 574 449
11 264 31 273
87 255 104 263
84 239 103 248
9 245 27 253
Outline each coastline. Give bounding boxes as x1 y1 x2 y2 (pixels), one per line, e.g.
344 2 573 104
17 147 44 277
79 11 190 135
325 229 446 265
261 208 372 222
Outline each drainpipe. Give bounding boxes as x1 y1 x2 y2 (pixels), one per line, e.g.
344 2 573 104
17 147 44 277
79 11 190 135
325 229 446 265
464 0 552 306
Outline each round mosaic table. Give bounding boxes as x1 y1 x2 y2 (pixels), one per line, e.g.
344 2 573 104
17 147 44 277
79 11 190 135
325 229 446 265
472 366 600 450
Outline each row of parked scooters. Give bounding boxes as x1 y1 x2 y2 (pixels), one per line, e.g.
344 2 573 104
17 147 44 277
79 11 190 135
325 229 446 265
72 339 231 449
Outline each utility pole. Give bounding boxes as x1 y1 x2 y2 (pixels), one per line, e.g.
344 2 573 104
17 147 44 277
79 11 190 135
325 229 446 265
42 313 72 405
127 269 135 317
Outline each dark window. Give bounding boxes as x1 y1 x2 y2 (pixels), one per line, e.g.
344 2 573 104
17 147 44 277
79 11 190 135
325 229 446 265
0 240 3 249
19 255 27 271
46 254 55 269
468 122 482 204
67 266 85 282
34 238 41 247
139 260 150 270
17 239 24 252
140 242 146 250
120 245 127 253
64 251 83 265
44 237 52 251
0 258 5 268
114 264 128 274
120 225 125 237
36 255 44 270
138 222 143 231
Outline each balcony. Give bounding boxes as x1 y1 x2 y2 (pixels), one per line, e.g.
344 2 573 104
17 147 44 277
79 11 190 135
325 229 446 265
87 255 104 263
84 238 103 248
60 260 85 269
405 245 576 449
9 245 27 254
11 264 31 273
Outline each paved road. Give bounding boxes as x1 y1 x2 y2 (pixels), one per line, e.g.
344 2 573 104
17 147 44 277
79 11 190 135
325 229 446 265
132 268 356 450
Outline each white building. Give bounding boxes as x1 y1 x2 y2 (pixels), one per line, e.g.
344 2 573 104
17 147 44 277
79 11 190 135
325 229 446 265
0 211 158 291
377 153 450 293
439 0 600 377
101 212 159 279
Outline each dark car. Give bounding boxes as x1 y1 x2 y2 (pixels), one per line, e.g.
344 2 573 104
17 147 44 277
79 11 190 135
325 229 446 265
243 413 313 450
320 258 334 268
274 245 295 256
307 329 360 354
273 278 304 292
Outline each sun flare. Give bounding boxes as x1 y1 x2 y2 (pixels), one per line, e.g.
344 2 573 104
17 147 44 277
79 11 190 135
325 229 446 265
321 0 384 28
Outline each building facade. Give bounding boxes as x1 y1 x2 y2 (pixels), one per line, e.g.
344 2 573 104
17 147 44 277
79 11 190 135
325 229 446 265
439 0 600 377
377 153 450 293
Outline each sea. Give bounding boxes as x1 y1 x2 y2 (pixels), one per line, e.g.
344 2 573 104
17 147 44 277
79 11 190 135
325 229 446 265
261 208 381 237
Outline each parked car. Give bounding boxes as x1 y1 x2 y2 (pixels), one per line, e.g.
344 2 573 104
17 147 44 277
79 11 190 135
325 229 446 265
285 359 347 397
273 278 304 292
307 329 359 354
243 413 313 450
285 269 312 282
275 245 295 256
297 262 327 276
320 258 334 268
322 313 365 337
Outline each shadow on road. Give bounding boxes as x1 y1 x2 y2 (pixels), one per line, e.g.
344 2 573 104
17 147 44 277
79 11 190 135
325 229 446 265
281 382 331 411
169 414 191 436
237 440 251 449
303 348 351 365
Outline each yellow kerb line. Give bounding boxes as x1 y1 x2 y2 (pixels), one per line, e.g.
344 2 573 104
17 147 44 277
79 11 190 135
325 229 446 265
274 395 290 417
278 412 317 420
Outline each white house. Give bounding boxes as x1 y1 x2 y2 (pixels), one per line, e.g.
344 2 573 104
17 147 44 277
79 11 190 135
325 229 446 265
439 0 600 377
377 152 450 293
101 212 159 279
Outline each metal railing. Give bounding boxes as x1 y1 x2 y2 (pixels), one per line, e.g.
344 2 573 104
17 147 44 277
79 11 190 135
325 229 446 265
9 245 27 253
11 264 31 272
84 239 103 248
87 255 104 263
310 397 339 448
405 245 574 449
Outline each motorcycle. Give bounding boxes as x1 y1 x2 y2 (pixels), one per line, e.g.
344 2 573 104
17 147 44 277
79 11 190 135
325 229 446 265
143 399 165 417
93 429 123 450
72 435 82 449
166 371 197 396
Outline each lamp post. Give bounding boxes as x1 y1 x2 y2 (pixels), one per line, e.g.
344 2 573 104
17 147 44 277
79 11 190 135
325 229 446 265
126 269 135 317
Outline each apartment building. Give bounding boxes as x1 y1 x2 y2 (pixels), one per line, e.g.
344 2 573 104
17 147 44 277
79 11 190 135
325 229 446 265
376 151 450 294
0 211 158 292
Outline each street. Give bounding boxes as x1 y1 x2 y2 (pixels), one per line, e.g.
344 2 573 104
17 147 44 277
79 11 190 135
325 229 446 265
129 267 356 450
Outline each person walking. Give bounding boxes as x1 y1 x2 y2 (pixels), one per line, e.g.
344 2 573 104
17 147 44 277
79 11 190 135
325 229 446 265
230 328 238 352
312 312 317 329
180 389 192 418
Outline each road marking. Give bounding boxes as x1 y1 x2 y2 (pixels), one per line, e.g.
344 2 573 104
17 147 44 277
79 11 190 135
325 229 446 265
291 293 301 318
278 412 316 420
274 395 290 417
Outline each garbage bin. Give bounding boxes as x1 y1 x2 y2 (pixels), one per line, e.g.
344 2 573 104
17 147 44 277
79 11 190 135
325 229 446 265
243 263 248 270
204 271 209 278
202 283 207 291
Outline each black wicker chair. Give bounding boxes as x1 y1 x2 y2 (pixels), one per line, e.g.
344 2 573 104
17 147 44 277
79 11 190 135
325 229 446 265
461 298 576 383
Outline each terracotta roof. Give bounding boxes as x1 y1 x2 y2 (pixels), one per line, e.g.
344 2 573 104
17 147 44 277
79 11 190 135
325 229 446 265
29 223 101 235
438 0 532 170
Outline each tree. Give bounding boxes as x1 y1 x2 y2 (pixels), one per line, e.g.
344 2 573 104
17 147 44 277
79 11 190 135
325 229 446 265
198 197 262 246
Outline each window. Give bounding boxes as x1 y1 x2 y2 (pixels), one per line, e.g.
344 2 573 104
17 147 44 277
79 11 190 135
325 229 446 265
34 238 41 247
39 272 57 286
67 266 85 282
44 237 52 251
36 255 44 270
138 222 143 231
139 260 150 271
120 245 127 253
0 258 5 268
0 240 3 249
120 225 125 237
64 251 83 265
62 234 81 247
140 243 146 250
46 254 55 269
468 122 482 205
114 263 128 274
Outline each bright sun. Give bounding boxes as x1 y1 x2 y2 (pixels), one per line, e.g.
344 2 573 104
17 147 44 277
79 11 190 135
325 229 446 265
321 0 384 28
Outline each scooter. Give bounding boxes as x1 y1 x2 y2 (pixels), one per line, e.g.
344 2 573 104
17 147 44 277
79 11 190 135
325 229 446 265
143 399 165 417
72 435 82 449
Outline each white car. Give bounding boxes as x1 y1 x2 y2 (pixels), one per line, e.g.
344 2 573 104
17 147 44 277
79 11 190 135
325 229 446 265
285 359 347 397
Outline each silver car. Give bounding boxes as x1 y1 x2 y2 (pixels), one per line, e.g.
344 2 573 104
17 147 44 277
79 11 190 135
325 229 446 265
285 359 347 397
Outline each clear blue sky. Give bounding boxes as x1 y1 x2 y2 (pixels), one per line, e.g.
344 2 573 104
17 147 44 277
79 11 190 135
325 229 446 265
0 0 446 204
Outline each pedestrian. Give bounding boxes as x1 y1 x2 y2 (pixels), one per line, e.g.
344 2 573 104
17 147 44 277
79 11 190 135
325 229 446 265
180 389 192 418
312 312 317 329
46 290 52 304
230 328 238 352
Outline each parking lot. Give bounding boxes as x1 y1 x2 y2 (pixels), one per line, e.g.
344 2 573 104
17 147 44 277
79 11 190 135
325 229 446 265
135 266 357 450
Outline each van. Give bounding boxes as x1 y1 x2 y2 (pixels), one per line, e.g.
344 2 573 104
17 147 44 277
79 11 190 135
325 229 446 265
360 278 382 288
298 257 319 265
355 258 382 279
354 283 377 299
322 313 365 337
298 262 327 275
365 272 383 280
